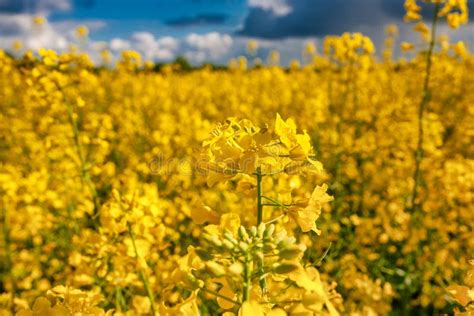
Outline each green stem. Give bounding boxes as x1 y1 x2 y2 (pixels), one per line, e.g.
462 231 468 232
309 242 332 267
262 196 290 209
65 101 100 218
255 167 267 295
411 2 440 214
1 204 16 312
115 286 127 312
128 224 156 316
256 167 263 225
53 80 101 221
243 252 251 302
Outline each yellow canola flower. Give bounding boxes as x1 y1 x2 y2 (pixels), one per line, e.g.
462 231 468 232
404 0 422 21
16 286 113 316
75 25 89 38
12 40 23 51
159 291 200 315
247 40 258 55
199 114 324 187
401 42 415 52
33 16 46 26
288 184 333 234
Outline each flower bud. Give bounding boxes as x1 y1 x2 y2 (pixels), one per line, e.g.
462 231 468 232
210 236 223 248
277 240 293 250
263 243 276 252
222 239 234 251
238 226 249 240
279 246 303 260
250 226 257 237
186 274 204 289
302 293 324 307
202 233 214 243
223 229 234 241
239 241 249 252
274 263 299 274
257 223 266 238
205 261 226 277
264 224 275 239
195 248 213 261
228 262 243 276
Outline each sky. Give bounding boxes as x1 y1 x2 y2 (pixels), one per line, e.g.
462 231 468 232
0 0 473 65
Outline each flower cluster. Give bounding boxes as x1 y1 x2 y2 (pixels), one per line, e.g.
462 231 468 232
447 259 474 315
404 0 469 28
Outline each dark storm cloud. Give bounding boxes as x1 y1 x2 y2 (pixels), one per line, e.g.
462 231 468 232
0 0 71 14
165 13 229 27
238 0 474 39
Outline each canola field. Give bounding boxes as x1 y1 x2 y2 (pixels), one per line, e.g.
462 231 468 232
0 1 473 315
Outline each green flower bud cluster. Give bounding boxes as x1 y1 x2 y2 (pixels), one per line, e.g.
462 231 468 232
193 223 307 291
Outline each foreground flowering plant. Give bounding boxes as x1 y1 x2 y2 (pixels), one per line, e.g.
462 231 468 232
197 114 329 232
167 115 340 315
16 286 112 316
447 259 474 315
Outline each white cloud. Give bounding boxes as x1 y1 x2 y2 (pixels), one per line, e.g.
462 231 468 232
128 31 178 61
0 13 70 50
110 38 130 51
248 0 292 16
157 36 179 51
131 31 155 45
233 36 321 65
107 32 234 64
185 32 233 62
0 0 107 54
0 13 31 35
53 19 106 37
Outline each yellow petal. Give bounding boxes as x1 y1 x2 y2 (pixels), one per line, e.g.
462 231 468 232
191 203 219 225
447 285 472 306
275 113 296 148
238 301 264 316
217 282 237 310
267 308 287 316
132 295 151 314
220 213 241 235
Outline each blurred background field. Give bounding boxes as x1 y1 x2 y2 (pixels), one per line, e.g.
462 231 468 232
0 0 474 315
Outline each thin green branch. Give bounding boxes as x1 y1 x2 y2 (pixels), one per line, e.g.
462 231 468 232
128 224 156 316
256 167 263 225
1 204 16 312
261 196 290 209
307 242 332 268
264 214 286 225
255 166 267 295
411 2 441 214
53 80 101 220
200 287 240 305
243 252 251 302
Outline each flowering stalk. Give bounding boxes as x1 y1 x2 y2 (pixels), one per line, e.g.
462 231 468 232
64 100 101 220
53 80 101 222
1 204 16 312
127 223 156 316
256 167 263 225
243 252 252 302
255 167 267 295
411 2 441 213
